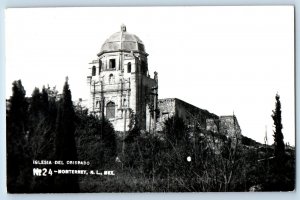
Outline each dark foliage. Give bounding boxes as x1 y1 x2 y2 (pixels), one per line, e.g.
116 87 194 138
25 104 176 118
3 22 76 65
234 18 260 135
27 86 56 192
125 110 141 143
75 110 117 169
28 87 54 159
258 93 295 191
114 113 295 192
6 81 295 192
241 136 261 147
53 79 79 192
6 80 31 193
271 93 285 161
164 115 189 145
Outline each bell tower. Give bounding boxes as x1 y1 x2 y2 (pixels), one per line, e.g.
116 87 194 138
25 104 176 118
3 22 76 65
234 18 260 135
87 25 158 132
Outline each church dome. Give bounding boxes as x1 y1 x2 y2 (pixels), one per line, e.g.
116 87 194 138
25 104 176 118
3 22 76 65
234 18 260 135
98 25 146 56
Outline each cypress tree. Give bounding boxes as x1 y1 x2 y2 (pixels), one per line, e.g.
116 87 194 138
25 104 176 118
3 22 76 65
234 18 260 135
28 86 56 192
28 87 42 159
28 87 51 158
271 93 285 161
6 80 31 193
54 78 79 192
29 87 41 118
41 86 49 115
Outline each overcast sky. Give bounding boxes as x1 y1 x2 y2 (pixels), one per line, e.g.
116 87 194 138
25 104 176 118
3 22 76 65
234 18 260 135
5 6 295 145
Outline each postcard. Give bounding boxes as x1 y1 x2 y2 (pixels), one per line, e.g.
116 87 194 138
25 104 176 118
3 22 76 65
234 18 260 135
5 6 295 193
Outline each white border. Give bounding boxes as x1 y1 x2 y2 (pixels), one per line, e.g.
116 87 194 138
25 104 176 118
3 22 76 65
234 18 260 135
0 1 298 200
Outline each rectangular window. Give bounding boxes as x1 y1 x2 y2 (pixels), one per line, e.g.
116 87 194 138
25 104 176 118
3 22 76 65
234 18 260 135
109 59 116 69
92 66 96 76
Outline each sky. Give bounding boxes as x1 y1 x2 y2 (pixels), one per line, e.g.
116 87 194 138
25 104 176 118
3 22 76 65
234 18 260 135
5 6 295 145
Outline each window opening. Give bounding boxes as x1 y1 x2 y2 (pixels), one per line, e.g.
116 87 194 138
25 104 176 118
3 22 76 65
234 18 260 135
109 59 116 69
92 66 96 76
109 74 114 84
106 102 115 119
127 62 131 73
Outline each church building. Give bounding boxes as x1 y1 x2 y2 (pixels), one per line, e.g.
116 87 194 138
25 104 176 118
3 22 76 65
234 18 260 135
87 25 241 139
87 25 157 132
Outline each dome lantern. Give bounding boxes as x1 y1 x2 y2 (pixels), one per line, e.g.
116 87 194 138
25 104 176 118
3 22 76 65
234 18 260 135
121 24 126 32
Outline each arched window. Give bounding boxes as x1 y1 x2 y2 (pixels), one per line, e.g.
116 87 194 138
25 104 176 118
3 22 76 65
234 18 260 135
106 102 115 119
92 66 96 76
127 62 131 73
99 60 102 74
96 100 101 108
109 74 114 84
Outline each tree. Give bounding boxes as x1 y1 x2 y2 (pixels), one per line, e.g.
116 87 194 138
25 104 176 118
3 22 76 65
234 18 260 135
125 110 141 143
164 115 188 145
271 93 285 161
29 88 42 117
6 80 31 193
28 87 44 159
41 86 50 114
75 112 117 169
54 78 79 192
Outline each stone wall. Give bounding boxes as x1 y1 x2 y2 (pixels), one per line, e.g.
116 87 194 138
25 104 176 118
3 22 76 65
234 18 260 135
206 115 242 139
156 98 218 131
219 115 241 138
156 98 176 131
206 118 220 133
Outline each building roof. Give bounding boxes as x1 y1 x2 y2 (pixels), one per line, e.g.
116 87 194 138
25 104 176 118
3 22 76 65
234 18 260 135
158 98 219 119
98 24 146 56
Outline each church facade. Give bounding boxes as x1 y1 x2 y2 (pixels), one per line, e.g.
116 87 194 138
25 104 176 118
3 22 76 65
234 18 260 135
87 25 241 139
87 25 157 132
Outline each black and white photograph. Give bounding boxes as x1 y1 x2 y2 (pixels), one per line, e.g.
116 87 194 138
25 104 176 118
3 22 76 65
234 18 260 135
5 6 295 193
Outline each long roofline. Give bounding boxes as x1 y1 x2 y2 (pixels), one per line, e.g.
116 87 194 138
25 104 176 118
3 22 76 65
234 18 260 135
158 97 218 118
